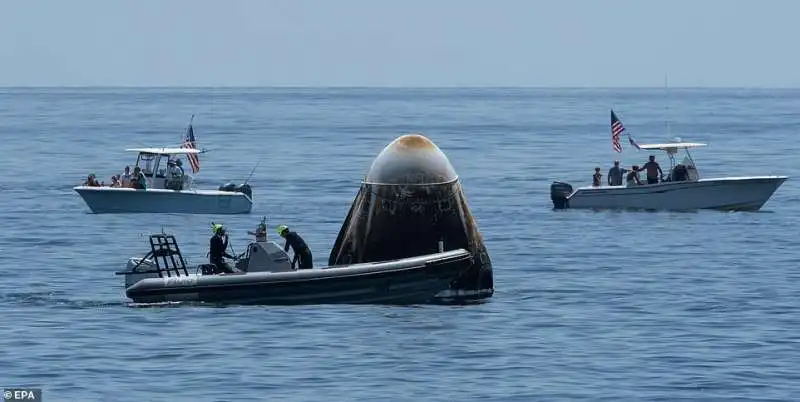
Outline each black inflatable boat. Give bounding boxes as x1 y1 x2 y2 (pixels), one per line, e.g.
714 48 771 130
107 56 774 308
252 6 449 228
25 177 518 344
116 233 473 305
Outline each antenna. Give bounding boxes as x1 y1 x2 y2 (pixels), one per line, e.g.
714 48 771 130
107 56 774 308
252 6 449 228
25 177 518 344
243 158 263 185
664 73 671 138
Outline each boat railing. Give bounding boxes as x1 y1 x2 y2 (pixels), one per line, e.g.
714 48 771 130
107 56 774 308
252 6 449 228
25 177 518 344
117 234 190 277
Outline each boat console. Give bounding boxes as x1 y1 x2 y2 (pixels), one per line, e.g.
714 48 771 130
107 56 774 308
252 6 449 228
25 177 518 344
129 148 253 196
134 150 194 190
234 240 293 273
117 231 296 290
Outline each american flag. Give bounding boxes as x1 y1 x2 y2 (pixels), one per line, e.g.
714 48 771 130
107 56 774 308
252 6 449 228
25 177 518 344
610 109 625 153
183 123 200 173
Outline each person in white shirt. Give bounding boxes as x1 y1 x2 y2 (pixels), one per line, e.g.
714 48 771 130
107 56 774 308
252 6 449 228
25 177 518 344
120 166 132 187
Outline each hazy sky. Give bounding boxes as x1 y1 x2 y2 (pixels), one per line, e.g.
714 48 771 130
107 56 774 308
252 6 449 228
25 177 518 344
1 0 798 87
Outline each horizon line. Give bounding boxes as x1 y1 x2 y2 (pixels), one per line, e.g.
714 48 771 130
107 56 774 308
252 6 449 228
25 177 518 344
1 84 800 90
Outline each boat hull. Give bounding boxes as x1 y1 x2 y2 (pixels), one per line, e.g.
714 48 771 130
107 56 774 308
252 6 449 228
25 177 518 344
556 176 788 211
74 186 252 214
124 249 473 305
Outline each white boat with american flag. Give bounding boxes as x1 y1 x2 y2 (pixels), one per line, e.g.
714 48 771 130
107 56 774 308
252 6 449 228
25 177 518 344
73 116 254 214
549 110 788 212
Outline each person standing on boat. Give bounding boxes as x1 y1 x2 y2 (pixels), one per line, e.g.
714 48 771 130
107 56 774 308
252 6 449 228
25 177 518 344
173 159 185 178
165 159 185 190
636 155 663 184
626 166 643 186
607 160 627 186
120 166 132 187
277 224 313 269
209 224 236 274
592 167 602 187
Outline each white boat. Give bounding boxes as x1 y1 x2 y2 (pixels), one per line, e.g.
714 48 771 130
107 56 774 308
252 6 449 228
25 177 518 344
550 141 788 211
74 147 253 214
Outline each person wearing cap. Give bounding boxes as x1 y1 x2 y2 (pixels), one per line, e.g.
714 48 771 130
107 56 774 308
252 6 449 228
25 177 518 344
209 224 236 274
165 159 186 190
83 173 102 187
607 160 628 186
168 159 185 179
277 224 313 269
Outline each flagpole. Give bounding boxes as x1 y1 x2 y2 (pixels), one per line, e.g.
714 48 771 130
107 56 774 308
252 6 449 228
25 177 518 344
181 114 195 145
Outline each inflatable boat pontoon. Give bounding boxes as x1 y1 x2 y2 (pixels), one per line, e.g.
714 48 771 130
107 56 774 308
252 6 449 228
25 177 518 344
116 232 473 305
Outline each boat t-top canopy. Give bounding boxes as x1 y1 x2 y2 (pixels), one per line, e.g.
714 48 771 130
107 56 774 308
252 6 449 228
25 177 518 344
126 147 200 155
637 142 707 154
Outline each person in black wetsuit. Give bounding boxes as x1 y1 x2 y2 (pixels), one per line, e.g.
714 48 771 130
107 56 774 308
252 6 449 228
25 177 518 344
209 224 236 274
277 224 313 269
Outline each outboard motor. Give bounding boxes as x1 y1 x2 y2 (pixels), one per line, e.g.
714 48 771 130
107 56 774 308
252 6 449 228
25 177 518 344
218 182 237 192
550 181 573 209
236 183 253 199
217 182 253 198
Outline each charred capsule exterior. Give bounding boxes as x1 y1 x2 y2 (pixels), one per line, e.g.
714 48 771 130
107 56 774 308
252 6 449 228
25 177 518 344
329 134 493 302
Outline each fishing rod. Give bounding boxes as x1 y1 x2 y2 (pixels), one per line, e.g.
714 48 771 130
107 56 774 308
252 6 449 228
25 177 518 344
243 158 263 185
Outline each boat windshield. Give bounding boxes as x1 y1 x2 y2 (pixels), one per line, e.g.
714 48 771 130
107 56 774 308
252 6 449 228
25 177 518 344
638 141 705 182
663 147 700 182
136 153 158 176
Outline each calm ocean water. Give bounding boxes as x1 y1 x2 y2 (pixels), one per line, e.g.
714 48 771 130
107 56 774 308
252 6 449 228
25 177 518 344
0 87 798 401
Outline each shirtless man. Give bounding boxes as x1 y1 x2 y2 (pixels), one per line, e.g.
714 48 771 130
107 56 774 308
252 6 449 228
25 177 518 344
637 155 663 184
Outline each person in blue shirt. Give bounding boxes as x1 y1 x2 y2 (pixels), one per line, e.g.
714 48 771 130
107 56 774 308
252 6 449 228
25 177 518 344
607 160 627 186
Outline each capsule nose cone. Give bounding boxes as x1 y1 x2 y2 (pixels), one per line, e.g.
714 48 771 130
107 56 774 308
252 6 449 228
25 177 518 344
365 133 458 185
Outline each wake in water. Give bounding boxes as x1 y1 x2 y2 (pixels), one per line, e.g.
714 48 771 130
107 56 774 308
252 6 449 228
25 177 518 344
0 291 262 309
0 291 122 309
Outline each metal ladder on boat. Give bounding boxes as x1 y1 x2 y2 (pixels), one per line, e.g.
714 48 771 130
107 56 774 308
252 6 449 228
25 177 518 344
145 234 190 277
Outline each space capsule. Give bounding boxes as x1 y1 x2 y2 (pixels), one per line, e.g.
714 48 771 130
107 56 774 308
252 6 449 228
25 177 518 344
328 134 493 302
